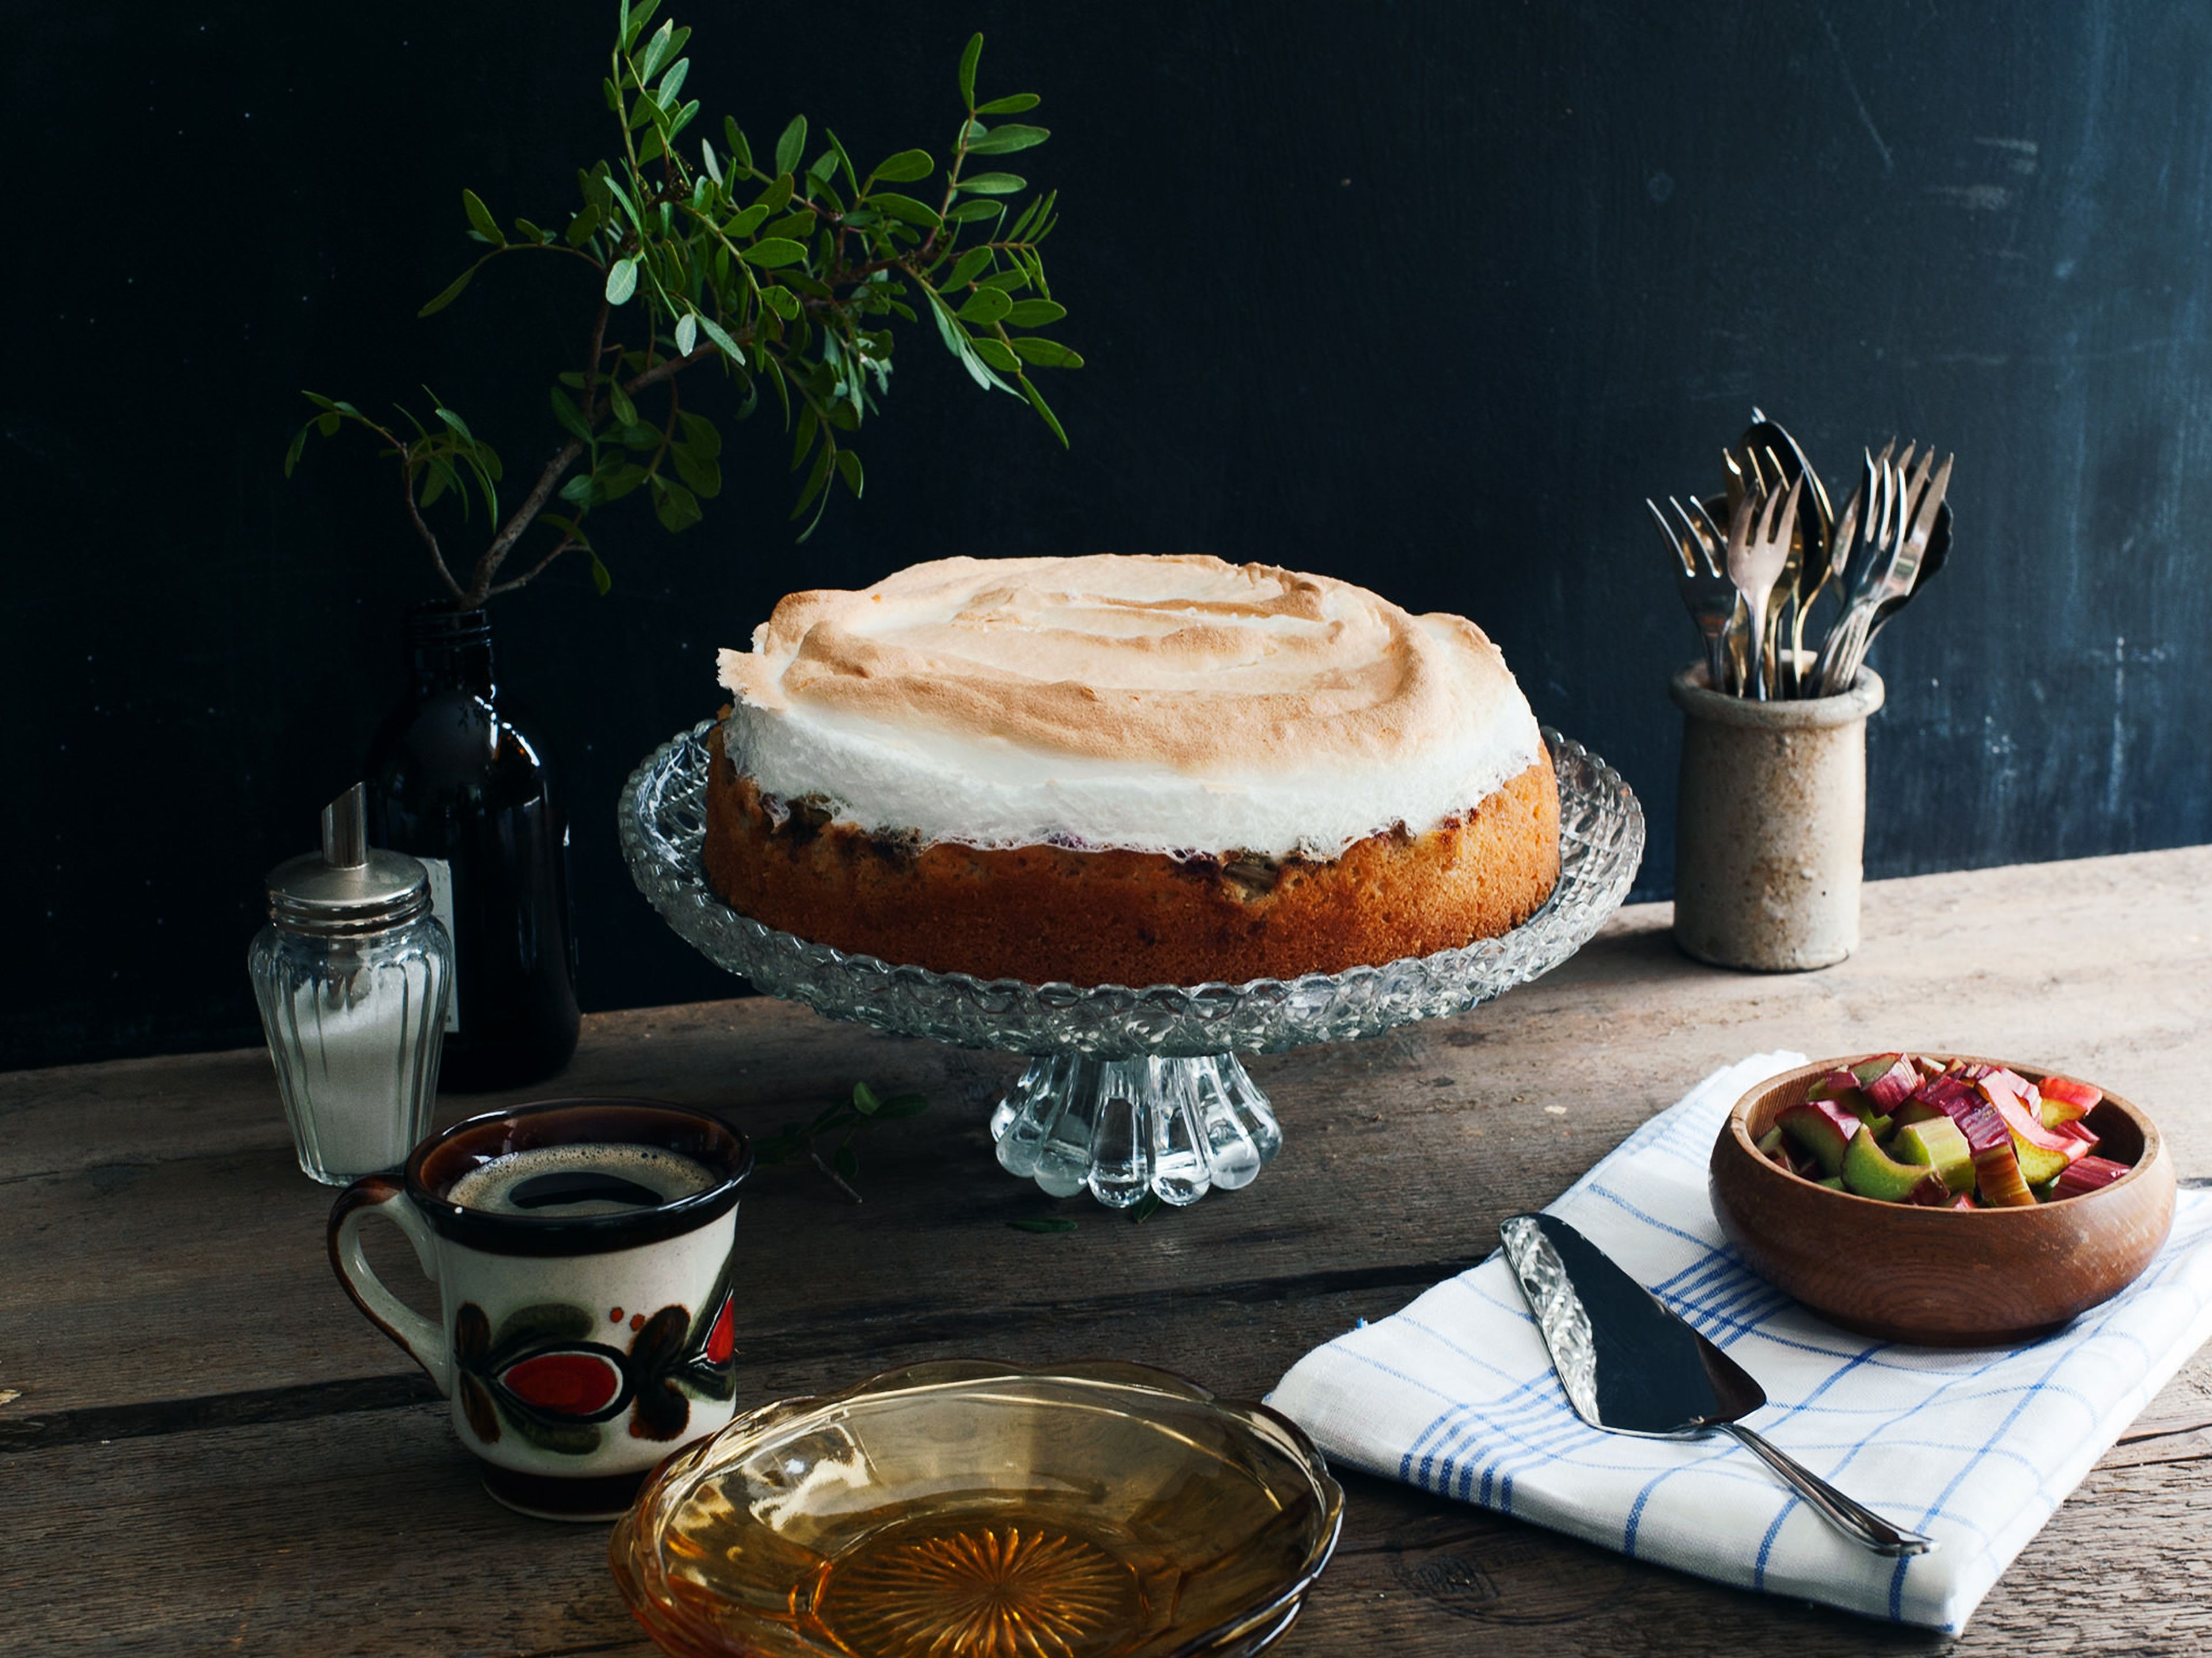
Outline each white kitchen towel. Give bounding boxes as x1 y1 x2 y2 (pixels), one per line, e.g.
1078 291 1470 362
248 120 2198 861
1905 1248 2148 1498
1270 1053 2212 1630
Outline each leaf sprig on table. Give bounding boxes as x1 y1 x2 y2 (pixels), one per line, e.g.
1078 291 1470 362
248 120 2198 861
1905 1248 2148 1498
286 3 1080 608
757 1081 929 1202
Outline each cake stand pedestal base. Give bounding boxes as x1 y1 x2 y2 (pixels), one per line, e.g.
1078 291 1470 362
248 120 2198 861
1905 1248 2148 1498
988 1054 1283 1207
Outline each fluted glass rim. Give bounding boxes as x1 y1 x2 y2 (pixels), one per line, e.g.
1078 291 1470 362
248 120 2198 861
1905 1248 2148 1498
618 722 1642 1058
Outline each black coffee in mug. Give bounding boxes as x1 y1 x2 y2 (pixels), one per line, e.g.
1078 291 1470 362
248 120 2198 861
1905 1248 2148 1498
447 1143 718 1217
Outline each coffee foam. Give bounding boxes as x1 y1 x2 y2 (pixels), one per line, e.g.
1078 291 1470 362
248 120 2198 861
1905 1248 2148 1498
717 554 1545 858
446 1142 718 1217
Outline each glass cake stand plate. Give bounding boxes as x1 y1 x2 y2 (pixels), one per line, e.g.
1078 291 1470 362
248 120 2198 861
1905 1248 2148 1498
619 725 1642 1207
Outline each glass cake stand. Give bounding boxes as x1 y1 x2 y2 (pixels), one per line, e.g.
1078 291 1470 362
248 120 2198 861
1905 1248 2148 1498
619 725 1642 1208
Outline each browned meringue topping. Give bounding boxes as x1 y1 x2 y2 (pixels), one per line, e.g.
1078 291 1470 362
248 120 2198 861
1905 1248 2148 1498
720 554 1528 776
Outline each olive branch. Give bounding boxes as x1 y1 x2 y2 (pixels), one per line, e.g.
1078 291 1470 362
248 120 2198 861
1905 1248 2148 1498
286 5 1079 609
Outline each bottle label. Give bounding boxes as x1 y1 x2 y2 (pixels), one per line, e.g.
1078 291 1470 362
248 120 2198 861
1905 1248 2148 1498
422 856 460 1032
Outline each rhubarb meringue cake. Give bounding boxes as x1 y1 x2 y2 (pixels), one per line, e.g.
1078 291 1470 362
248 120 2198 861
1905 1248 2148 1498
703 554 1559 986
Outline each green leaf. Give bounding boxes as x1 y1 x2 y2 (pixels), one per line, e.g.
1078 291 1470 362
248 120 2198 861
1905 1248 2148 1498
608 381 638 427
637 18 676 83
870 148 934 183
870 192 941 228
656 55 689 105
431 403 474 440
956 172 1027 195
600 461 649 500
548 387 593 442
678 411 722 457
461 188 505 247
955 287 1012 324
564 203 601 247
852 1081 882 1115
675 312 698 355
1018 373 1069 446
975 92 1040 115
539 512 592 551
605 257 639 305
699 138 723 187
756 173 795 215
417 264 477 317
970 336 1018 372
873 1093 929 1119
695 313 745 364
836 449 863 497
808 148 838 183
723 202 770 238
1127 1191 1164 1224
418 462 449 509
944 198 1003 223
790 441 834 520
964 124 1049 156
945 247 994 289
774 114 808 180
958 33 983 107
513 217 546 243
283 426 308 476
760 285 800 320
1006 1217 1078 1234
723 118 752 172
669 99 700 141
558 475 599 505
976 268 1029 292
1005 298 1067 327
622 0 662 48
589 551 613 595
1011 336 1082 368
743 237 808 267
653 477 703 531
672 449 721 497
791 404 819 469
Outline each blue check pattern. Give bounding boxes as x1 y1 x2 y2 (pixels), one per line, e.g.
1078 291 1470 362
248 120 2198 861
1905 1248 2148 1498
1270 1053 2212 1631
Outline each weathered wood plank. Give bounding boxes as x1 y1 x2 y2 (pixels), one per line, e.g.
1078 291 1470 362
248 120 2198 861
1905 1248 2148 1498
5 849 2210 1422
4 846 2211 1653
3 1395 2209 1657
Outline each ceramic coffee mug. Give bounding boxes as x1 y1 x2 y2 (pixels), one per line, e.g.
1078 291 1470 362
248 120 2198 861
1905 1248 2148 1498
328 1097 752 1520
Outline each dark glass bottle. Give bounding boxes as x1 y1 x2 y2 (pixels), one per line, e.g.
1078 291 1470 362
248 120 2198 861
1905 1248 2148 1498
365 604 579 1091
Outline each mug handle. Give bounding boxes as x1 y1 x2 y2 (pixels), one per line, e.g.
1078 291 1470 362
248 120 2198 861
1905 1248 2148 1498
327 1175 450 1396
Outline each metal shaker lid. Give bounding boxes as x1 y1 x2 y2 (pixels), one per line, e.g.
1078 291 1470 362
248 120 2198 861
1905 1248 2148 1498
266 784 433 937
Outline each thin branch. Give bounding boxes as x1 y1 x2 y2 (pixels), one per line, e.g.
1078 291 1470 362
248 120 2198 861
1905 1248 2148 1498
398 451 464 599
456 437 587 607
486 527 579 596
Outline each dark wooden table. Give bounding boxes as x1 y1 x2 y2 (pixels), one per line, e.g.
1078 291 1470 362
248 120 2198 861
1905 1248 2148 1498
7 847 2211 1655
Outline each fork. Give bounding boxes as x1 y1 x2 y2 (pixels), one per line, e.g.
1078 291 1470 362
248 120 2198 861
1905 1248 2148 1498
1816 447 1951 694
1724 471 1804 703
1650 494 1738 691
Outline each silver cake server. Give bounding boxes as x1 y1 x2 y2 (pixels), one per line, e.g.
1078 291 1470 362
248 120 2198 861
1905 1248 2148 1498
1498 1212 1933 1558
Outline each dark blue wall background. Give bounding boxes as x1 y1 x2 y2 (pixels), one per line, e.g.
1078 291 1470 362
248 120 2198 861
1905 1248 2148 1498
6 1 2208 1068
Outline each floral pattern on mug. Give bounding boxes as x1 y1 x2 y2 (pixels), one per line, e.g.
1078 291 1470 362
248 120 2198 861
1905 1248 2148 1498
452 1244 741 1453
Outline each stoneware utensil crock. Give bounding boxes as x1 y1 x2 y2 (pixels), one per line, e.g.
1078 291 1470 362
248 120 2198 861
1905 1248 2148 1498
328 1097 752 1520
1670 661 1885 971
1711 1055 2175 1345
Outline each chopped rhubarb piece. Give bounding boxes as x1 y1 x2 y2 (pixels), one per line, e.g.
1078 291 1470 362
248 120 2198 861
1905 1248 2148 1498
1843 1125 1949 1203
2013 1129 2075 1190
1816 1175 1844 1191
1912 1074 1982 1119
1887 1099 1941 1131
1807 1068 1863 1100
1952 1102 2012 1157
1777 1103 1852 1178
1973 1140 2038 1208
2052 1156 2132 1200
1950 1193 1977 1210
1893 1118 1976 1194
2040 1075 2104 1112
1980 1084 2074 1153
1756 1125 1786 1157
1862 1056 1922 1111
2051 1119 2100 1148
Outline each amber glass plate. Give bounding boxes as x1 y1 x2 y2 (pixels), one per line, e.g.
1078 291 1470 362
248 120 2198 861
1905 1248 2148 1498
609 1360 1345 1658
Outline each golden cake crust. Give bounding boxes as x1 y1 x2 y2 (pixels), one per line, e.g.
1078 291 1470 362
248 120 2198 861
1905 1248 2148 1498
700 725 1561 987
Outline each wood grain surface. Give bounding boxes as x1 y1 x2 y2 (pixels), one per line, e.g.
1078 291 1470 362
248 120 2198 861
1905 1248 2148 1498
4 846 2210 1653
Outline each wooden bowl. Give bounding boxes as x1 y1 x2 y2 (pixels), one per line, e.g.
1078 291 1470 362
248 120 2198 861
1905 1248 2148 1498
1709 1055 2176 1346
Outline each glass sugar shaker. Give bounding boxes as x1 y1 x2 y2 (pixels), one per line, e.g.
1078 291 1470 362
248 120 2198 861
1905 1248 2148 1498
248 783 453 1184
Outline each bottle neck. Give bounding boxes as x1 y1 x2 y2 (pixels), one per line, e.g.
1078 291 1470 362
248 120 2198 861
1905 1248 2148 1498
403 604 495 697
